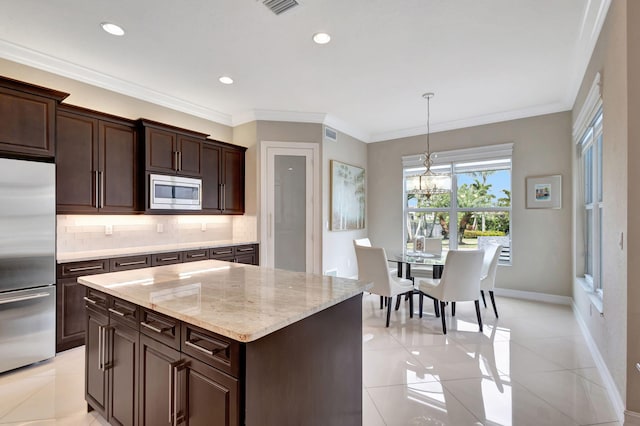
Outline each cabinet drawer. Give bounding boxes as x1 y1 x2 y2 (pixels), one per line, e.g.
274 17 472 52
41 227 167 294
182 323 241 378
209 246 234 257
151 252 183 266
108 297 138 329
140 308 181 349
183 249 209 262
84 288 108 312
234 245 255 254
110 255 151 272
59 260 109 278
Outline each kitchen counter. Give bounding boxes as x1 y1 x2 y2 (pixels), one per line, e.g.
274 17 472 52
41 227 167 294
78 259 369 342
57 240 258 263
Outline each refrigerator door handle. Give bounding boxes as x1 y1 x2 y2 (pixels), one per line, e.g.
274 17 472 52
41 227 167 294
0 292 50 305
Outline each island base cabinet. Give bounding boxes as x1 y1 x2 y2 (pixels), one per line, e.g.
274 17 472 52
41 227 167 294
184 355 240 426
86 306 108 419
139 334 181 426
109 322 138 426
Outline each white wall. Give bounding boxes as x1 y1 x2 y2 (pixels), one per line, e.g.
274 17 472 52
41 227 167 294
368 112 573 296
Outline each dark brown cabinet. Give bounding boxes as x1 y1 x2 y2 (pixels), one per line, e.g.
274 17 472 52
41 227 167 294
210 244 258 265
0 76 68 158
85 291 139 426
56 105 140 214
202 141 246 214
140 119 206 178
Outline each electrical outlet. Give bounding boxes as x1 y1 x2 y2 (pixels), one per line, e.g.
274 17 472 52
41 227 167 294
157 223 163 233
105 225 113 235
201 223 206 232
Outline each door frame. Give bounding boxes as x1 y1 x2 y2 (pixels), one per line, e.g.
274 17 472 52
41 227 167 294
260 141 321 274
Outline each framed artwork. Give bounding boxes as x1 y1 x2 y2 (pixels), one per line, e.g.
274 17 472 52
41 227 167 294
526 175 562 209
330 160 365 230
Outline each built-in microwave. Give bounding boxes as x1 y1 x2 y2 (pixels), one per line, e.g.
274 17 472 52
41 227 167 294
149 174 202 210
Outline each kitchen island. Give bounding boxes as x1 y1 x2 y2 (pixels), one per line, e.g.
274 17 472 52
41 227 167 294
78 260 368 426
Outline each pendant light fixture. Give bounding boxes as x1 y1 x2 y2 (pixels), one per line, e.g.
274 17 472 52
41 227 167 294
406 92 452 202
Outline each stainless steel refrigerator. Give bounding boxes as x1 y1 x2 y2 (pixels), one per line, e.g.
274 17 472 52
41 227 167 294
0 157 56 373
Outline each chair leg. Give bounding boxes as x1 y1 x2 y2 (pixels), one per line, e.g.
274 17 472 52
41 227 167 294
434 299 440 317
440 301 447 334
489 291 499 318
474 300 483 332
451 302 456 317
386 297 392 327
419 293 424 318
380 296 383 310
480 290 487 307
408 291 414 318
395 296 402 311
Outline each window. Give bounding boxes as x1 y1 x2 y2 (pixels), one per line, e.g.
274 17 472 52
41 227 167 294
403 144 512 263
579 108 603 293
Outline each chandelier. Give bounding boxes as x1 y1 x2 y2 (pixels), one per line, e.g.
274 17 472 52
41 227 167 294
406 92 451 202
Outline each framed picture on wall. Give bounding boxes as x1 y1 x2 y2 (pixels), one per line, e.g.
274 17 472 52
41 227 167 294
330 160 365 230
526 175 562 209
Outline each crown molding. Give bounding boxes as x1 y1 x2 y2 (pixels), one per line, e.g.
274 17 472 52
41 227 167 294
0 39 232 126
370 101 571 143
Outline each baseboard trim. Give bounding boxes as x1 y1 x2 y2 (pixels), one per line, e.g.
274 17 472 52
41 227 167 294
572 302 625 422
626 410 640 425
493 288 572 305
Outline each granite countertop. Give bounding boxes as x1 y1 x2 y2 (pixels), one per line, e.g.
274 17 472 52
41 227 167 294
57 240 259 263
78 260 369 343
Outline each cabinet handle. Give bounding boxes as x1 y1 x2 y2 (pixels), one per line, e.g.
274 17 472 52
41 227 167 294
237 248 253 252
222 183 226 211
214 250 232 255
108 307 126 317
140 321 172 334
178 151 182 172
99 171 104 208
94 170 99 208
117 260 147 267
159 256 178 262
189 253 205 258
169 360 184 425
83 296 97 305
68 265 103 273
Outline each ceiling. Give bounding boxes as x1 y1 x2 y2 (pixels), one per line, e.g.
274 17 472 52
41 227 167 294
0 0 610 142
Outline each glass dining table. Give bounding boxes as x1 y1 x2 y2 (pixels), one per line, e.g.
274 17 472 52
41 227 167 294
387 251 447 280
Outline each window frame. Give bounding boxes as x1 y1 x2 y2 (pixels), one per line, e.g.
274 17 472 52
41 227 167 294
402 144 513 264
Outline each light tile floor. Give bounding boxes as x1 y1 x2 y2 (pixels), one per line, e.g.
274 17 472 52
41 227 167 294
0 295 622 425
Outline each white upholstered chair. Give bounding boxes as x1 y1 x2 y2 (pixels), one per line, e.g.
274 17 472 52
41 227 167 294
480 244 503 318
354 245 414 327
417 250 484 334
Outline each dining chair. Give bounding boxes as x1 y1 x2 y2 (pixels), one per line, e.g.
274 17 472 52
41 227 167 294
417 249 484 334
354 245 415 327
410 238 443 279
353 237 397 277
480 244 503 318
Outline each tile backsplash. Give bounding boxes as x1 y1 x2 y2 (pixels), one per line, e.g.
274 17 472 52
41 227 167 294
57 215 257 254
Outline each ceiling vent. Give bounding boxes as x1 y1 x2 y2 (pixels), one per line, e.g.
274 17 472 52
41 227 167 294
263 0 299 15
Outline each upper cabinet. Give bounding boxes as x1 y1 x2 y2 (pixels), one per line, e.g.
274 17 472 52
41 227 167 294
56 105 141 214
140 119 207 178
0 76 68 158
202 140 246 214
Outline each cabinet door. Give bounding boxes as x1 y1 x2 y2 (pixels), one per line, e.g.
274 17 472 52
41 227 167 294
145 127 177 174
86 305 109 418
202 143 222 212
177 135 202 177
184 355 240 426
139 334 181 426
108 321 138 426
56 111 99 213
234 253 255 265
99 121 139 212
56 278 86 352
0 86 59 157
222 148 245 214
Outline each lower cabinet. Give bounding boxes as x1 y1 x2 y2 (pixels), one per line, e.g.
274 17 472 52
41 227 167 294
87 289 241 426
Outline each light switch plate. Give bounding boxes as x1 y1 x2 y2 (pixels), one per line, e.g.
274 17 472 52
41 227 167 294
105 225 113 235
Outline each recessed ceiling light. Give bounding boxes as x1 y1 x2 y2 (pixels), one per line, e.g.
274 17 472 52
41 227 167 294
219 76 234 85
101 22 125 36
312 32 331 45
